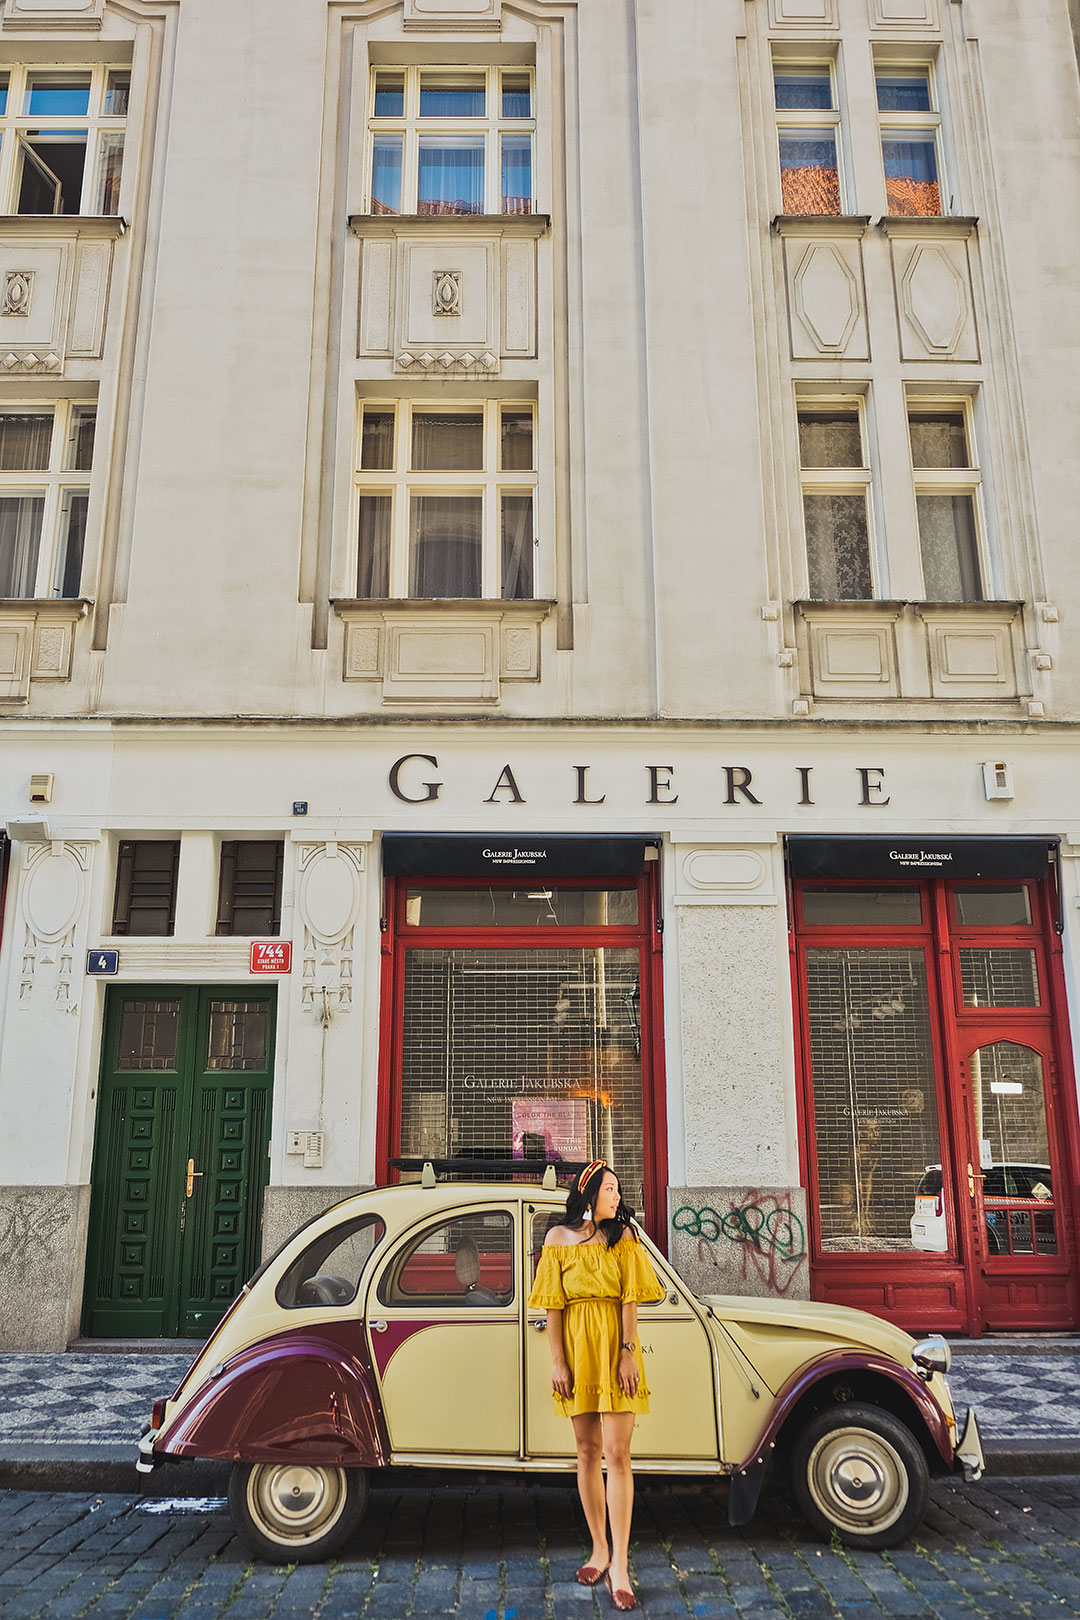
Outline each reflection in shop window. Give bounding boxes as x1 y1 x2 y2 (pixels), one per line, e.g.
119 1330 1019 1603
806 947 943 1252
404 887 639 928
953 886 1032 927
398 945 645 1211
801 886 922 927
972 1042 1056 1256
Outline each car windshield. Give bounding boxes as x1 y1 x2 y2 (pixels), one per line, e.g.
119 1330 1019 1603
275 1213 386 1308
916 1168 942 1197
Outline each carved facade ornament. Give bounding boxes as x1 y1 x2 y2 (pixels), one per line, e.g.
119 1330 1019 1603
2 271 34 318
295 842 366 1014
396 349 498 373
0 351 62 373
432 270 463 317
17 840 92 1009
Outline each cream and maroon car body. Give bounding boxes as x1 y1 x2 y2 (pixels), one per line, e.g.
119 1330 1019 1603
138 1176 983 1561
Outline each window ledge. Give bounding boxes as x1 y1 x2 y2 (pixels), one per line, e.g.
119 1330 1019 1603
331 599 553 701
0 215 125 239
794 599 1020 616
349 212 550 239
0 597 90 703
773 214 872 237
878 215 978 238
332 597 553 616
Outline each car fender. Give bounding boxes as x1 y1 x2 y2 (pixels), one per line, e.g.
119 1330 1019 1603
155 1327 390 1467
726 1350 953 1527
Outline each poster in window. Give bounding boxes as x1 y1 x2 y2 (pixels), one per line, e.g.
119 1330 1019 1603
512 1098 588 1164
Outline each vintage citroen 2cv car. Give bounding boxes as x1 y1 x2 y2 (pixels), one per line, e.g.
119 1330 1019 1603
138 1167 984 1562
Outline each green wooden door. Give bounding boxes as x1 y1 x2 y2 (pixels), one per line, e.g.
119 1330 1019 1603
83 986 276 1339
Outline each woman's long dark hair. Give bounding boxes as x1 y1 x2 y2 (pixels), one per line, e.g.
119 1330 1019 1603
561 1161 638 1248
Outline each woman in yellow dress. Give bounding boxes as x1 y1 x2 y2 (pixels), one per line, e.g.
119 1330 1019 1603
528 1160 665 1612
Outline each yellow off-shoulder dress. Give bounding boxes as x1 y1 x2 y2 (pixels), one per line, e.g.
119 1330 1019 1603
528 1235 665 1417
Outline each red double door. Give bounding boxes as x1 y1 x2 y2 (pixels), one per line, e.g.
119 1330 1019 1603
794 877 1080 1335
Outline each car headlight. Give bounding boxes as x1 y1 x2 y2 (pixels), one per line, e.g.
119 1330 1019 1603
911 1335 951 1380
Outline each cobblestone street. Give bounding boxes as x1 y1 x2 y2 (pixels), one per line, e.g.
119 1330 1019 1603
1 1474 1079 1620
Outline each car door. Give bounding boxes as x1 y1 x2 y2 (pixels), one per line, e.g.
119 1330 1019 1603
365 1203 520 1458
522 1206 720 1461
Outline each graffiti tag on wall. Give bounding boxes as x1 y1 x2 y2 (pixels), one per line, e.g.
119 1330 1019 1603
673 1191 807 1297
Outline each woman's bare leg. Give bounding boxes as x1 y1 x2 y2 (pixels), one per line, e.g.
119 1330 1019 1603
602 1412 637 1594
571 1413 609 1571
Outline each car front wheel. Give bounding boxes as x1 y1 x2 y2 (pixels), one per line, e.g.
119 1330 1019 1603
228 1462 369 1563
790 1403 929 1550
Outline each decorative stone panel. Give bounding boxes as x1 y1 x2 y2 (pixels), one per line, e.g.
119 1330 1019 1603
868 0 940 27
768 0 837 26
917 603 1021 700
2 0 104 28
0 219 122 374
881 217 979 364
0 600 88 703
796 602 902 699
352 215 547 373
776 219 870 362
403 0 501 30
794 599 1025 704
334 600 551 704
674 844 775 908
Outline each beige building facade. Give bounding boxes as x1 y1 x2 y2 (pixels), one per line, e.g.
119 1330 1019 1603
2 0 1080 1349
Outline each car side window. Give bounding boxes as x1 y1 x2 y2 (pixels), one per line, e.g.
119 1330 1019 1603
379 1210 514 1307
275 1213 386 1308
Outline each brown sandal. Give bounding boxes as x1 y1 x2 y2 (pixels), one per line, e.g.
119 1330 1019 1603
605 1571 638 1611
576 1563 608 1586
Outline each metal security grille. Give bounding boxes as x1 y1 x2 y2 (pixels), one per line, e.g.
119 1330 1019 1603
400 945 645 1211
806 947 943 1252
960 948 1040 1008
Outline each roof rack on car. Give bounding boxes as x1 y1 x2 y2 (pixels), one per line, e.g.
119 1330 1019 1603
388 1156 588 1190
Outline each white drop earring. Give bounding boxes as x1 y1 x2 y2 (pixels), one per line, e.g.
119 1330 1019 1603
584 1206 593 1222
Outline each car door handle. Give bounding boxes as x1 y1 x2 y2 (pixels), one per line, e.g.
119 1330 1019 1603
529 1317 547 1332
371 1319 387 1333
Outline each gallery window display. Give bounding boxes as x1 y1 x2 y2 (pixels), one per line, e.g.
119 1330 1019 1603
790 840 1080 1335
377 841 666 1235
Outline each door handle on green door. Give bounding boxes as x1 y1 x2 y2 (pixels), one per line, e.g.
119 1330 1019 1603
186 1158 203 1198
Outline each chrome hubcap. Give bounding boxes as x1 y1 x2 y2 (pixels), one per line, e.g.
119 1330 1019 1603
807 1429 908 1534
249 1464 347 1543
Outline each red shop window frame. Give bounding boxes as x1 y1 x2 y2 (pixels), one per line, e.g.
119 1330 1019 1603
376 868 669 1246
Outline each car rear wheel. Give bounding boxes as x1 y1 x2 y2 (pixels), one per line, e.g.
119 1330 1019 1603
228 1462 368 1563
790 1403 929 1550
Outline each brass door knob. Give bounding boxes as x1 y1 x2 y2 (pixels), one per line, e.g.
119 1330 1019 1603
185 1158 204 1198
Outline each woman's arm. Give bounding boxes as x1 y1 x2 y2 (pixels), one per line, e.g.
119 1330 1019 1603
547 1308 573 1396
617 1301 639 1396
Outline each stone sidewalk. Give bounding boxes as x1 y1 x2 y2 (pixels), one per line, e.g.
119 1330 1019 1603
0 1339 1077 1490
2 1473 1080 1619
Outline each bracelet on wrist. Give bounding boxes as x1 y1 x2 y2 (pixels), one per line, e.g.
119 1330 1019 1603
621 1341 636 1352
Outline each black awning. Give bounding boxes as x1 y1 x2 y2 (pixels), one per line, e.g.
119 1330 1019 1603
381 833 657 879
786 835 1053 881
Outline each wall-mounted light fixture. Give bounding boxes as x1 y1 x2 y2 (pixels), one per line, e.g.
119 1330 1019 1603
5 817 51 842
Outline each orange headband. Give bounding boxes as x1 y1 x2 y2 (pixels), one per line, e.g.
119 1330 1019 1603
577 1159 606 1194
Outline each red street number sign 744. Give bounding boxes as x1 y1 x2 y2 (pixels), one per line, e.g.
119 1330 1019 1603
250 941 292 974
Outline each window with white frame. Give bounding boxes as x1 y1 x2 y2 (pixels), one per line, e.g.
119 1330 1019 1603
354 400 538 600
774 61 844 215
907 404 983 601
0 402 94 598
367 66 533 217
798 402 874 600
876 64 944 217
0 65 127 216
